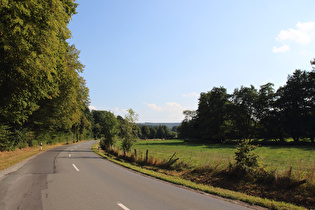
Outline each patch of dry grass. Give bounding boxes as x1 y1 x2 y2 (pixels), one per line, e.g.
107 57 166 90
0 143 66 171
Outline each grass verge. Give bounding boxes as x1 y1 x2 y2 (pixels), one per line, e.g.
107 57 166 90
0 141 87 171
91 142 306 210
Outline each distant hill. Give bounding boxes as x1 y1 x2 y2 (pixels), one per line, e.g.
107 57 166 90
137 122 181 130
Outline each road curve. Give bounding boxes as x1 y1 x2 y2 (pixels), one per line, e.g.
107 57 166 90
0 141 258 210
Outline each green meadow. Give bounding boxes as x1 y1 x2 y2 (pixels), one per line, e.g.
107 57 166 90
132 139 314 177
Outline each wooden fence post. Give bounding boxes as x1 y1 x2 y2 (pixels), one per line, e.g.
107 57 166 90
146 150 149 162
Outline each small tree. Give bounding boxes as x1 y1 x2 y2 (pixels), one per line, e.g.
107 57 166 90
121 109 138 154
99 111 118 151
235 139 259 174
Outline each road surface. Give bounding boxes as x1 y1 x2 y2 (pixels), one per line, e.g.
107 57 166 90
0 140 258 210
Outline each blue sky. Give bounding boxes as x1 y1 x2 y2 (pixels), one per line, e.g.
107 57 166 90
68 0 315 123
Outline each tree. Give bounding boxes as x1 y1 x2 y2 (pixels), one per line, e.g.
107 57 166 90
27 44 89 134
0 0 78 125
171 126 178 132
183 110 197 121
255 83 278 140
121 109 138 153
0 1 90 149
234 139 259 174
0 125 12 151
157 125 166 139
230 85 258 140
178 110 199 139
196 87 230 142
99 111 118 151
141 125 150 139
93 123 102 139
150 127 157 139
275 69 315 141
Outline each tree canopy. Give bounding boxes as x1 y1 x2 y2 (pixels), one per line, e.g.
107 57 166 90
178 67 315 143
0 0 91 151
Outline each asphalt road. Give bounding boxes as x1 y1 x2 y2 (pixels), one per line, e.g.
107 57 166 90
0 141 257 210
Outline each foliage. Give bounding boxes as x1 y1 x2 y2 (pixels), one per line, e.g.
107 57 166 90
138 124 177 139
0 125 12 151
150 127 157 138
275 69 315 142
141 125 150 139
234 140 259 174
179 66 315 143
0 0 92 149
196 87 230 142
121 109 138 153
229 85 258 140
98 111 118 151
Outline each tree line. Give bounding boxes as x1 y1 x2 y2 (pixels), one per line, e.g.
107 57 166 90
91 109 177 152
178 65 315 143
0 1 92 151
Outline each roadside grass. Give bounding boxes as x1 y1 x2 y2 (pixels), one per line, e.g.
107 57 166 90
92 142 307 210
0 141 87 171
131 139 315 183
132 140 315 203
110 139 314 208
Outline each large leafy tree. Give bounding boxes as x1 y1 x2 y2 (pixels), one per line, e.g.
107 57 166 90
276 69 315 141
0 1 90 148
255 83 280 140
229 85 258 140
196 87 230 142
28 45 89 133
177 110 198 139
0 0 78 124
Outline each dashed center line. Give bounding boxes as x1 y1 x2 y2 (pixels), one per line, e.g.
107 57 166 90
117 203 129 210
72 164 79 171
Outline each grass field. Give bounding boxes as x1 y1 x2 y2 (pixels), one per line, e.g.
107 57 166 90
107 139 315 208
130 139 315 178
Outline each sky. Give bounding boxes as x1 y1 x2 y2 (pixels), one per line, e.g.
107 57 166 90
68 0 315 123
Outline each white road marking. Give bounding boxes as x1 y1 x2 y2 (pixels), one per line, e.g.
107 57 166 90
117 203 129 210
69 154 71 158
72 164 79 171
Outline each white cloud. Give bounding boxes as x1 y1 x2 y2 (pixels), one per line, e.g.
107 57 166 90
182 92 198 97
145 103 163 111
144 102 185 122
112 107 128 116
88 105 97 110
144 102 184 112
272 45 290 53
273 21 315 53
277 22 315 44
165 102 184 111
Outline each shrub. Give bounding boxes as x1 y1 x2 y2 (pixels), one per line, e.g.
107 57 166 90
0 125 12 151
234 139 259 174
